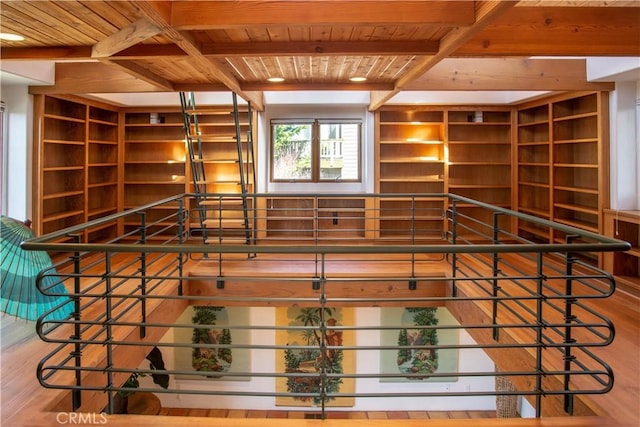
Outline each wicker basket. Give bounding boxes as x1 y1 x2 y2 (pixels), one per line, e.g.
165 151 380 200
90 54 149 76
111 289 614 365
496 375 518 418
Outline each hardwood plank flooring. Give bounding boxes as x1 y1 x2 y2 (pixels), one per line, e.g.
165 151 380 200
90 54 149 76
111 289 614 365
161 409 497 419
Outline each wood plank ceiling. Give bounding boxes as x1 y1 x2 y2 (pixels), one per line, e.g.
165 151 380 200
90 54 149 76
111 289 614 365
1 0 639 110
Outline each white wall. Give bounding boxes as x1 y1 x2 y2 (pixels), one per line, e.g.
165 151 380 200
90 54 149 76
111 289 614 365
258 104 375 194
0 84 32 221
609 81 640 210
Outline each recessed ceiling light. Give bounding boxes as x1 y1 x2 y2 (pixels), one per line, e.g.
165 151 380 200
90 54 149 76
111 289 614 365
267 77 285 83
350 76 367 82
0 33 25 41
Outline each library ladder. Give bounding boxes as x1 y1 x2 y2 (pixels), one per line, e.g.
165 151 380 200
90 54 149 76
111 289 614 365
179 92 254 247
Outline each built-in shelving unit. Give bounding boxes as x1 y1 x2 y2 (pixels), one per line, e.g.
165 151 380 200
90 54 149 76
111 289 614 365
517 104 551 242
263 197 367 241
123 109 186 240
33 95 120 242
446 109 513 240
87 105 120 242
515 92 609 266
376 107 446 241
603 210 640 296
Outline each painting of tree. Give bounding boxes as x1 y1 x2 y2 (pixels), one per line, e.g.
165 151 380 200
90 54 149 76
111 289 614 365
276 307 354 407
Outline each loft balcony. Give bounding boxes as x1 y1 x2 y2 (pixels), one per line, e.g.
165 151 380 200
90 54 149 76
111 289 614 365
8 193 634 427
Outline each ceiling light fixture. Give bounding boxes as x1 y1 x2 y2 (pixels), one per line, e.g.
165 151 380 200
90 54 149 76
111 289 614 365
267 77 285 83
350 76 367 82
0 33 25 41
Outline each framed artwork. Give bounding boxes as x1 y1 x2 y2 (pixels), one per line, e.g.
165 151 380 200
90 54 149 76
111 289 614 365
174 306 251 381
276 307 355 407
380 307 459 383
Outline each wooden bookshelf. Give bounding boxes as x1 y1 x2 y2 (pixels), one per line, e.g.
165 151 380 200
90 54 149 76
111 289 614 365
123 109 186 240
515 92 610 266
33 95 120 242
517 104 552 242
446 108 513 242
376 107 446 241
603 209 640 296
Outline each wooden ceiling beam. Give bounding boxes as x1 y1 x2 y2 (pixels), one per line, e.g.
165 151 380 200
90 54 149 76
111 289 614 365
404 58 615 91
170 1 475 29
130 0 265 111
105 59 175 91
91 18 162 58
1 45 187 61
368 1 517 111
455 7 640 56
28 62 165 95
241 82 395 91
202 40 439 57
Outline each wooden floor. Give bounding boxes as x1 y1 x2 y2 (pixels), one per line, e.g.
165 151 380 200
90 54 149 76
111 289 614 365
161 408 496 419
1 253 638 427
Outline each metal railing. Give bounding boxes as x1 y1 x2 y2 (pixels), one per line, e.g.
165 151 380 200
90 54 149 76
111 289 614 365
22 193 630 419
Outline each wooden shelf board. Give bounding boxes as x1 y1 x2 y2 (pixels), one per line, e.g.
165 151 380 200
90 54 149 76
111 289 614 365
42 190 84 200
449 162 510 166
553 111 598 122
379 140 444 146
518 140 550 146
626 247 640 258
553 163 598 169
380 158 444 163
380 178 444 183
554 185 599 195
88 181 117 189
518 181 550 189
125 160 185 165
553 138 598 145
518 207 550 218
380 216 444 221
88 139 118 145
44 113 85 123
379 121 442 126
518 162 549 167
43 139 85 145
87 208 117 218
518 119 549 127
447 140 511 145
552 217 599 232
124 181 185 185
42 209 84 222
43 166 84 172
554 203 598 215
449 122 511 126
518 224 550 239
448 184 510 189
124 139 185 144
125 123 182 128
88 118 118 126
88 163 118 168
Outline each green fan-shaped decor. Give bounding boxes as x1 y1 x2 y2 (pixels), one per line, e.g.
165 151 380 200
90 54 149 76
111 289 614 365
1 216 73 321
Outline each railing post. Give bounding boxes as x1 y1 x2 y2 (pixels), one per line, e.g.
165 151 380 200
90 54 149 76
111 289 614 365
535 252 546 418
177 199 185 296
563 235 578 415
138 212 147 339
492 212 502 341
104 252 114 414
450 199 458 297
319 253 327 419
70 233 82 411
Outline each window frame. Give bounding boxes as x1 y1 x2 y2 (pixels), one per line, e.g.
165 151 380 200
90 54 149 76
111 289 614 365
270 118 362 183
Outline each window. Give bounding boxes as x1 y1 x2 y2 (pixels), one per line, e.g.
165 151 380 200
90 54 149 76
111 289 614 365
271 119 361 182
